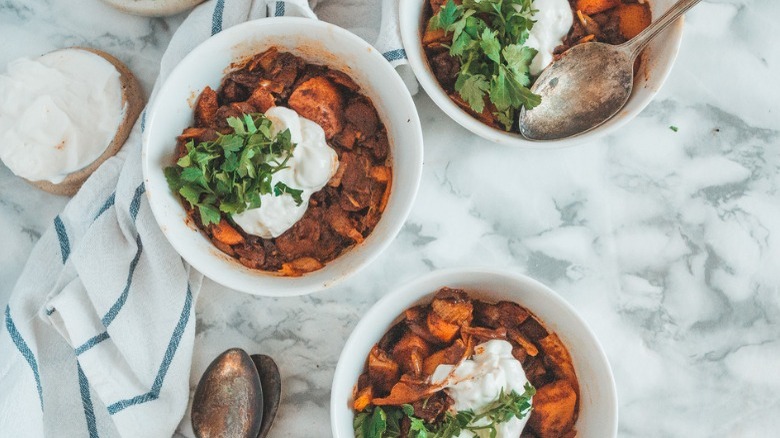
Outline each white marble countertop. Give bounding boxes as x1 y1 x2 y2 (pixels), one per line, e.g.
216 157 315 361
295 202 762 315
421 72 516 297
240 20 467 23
2 0 780 436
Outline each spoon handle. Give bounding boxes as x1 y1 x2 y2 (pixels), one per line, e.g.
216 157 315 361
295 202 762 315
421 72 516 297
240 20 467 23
623 0 702 59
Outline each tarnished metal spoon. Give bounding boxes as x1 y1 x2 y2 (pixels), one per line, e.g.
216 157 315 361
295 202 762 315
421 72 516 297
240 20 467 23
251 354 281 438
192 349 264 438
519 0 701 140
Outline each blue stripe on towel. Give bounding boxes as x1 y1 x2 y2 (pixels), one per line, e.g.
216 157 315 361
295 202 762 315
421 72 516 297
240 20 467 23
5 306 43 410
275 1 285 16
106 284 194 415
101 234 143 327
95 192 116 220
75 332 111 356
54 215 70 263
77 363 99 438
382 49 407 62
211 0 225 35
129 183 146 222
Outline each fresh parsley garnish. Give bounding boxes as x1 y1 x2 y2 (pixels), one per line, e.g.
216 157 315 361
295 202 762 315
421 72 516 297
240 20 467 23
431 0 542 130
353 383 536 438
164 113 303 227
669 125 679 132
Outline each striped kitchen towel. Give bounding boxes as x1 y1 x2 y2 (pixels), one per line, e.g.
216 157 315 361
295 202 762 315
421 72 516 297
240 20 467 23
0 0 413 436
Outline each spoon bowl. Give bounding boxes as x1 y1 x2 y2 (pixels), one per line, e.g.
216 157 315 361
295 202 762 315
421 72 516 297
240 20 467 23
191 349 264 438
251 354 281 438
519 43 634 140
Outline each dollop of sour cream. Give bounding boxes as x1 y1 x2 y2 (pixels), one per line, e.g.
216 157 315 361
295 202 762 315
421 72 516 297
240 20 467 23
524 0 574 76
231 106 339 238
0 49 125 183
431 340 532 438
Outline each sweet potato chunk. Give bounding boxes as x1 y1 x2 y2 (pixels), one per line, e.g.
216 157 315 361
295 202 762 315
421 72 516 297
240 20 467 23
527 380 578 438
288 77 344 139
404 306 443 345
431 288 473 325
370 166 391 183
211 219 244 246
247 86 276 112
392 333 431 376
278 257 323 276
538 334 578 392
427 311 460 344
423 339 467 376
422 28 449 47
615 3 652 40
353 385 373 412
195 86 219 127
574 0 620 15
368 346 401 395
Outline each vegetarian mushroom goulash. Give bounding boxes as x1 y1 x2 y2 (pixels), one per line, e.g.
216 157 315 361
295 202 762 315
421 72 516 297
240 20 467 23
353 288 580 438
423 0 652 131
165 48 392 276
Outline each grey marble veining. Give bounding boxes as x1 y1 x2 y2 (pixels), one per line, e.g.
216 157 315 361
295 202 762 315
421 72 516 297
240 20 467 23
3 0 780 437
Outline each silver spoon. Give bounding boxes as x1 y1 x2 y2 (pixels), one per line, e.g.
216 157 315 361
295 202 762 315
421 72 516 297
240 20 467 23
191 349 282 438
251 354 281 438
519 0 701 140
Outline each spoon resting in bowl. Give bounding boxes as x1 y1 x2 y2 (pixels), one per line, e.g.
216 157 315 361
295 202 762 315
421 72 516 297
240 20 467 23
519 0 701 141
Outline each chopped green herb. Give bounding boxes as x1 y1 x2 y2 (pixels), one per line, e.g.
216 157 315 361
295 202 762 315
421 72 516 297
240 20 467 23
164 113 302 227
669 125 679 132
430 0 541 130
353 383 536 438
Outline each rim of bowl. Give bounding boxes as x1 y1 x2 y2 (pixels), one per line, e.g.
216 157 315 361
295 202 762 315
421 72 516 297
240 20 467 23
330 267 618 437
399 0 685 149
141 17 424 296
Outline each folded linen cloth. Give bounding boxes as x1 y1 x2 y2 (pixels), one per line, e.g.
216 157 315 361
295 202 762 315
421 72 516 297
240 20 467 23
0 0 413 436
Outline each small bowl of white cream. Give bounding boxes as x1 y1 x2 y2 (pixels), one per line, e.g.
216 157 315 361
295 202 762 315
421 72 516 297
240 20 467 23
0 48 143 195
331 268 618 437
399 0 684 147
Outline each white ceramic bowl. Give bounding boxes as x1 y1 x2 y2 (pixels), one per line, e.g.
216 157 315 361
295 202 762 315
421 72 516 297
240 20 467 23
142 18 423 296
400 0 684 148
331 268 617 437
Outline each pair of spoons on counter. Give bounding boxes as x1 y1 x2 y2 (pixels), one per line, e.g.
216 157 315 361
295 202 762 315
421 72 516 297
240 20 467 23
520 0 701 140
191 349 281 438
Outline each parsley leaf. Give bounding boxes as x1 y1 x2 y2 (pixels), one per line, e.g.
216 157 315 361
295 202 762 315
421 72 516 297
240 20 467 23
432 0 461 30
165 113 303 227
457 74 490 114
430 0 542 130
479 28 501 64
273 182 304 206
